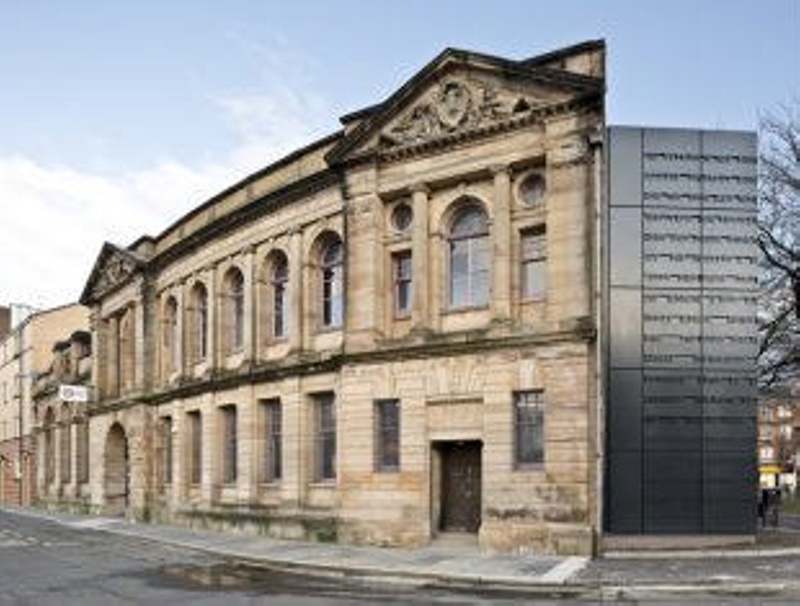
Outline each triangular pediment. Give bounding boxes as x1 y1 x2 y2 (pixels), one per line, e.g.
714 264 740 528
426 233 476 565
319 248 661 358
327 43 604 164
79 242 145 305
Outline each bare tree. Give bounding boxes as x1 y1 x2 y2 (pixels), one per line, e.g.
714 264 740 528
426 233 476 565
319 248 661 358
758 106 800 390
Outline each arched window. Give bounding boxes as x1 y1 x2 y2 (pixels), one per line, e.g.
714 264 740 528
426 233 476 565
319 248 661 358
162 296 179 374
448 203 489 307
270 253 289 338
321 239 344 328
223 268 245 353
189 283 209 363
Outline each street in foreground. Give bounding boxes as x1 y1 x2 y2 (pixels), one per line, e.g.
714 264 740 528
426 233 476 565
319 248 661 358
0 509 577 605
1 509 800 604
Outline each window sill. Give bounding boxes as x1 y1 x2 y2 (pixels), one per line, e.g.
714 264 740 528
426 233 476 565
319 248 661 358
520 297 547 305
308 480 337 488
315 325 343 334
442 304 490 315
514 463 545 472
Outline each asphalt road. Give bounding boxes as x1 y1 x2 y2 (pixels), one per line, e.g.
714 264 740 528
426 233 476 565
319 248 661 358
0 509 588 605
3 509 800 604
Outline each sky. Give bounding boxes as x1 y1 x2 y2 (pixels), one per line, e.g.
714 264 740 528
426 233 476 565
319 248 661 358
1 0 797 310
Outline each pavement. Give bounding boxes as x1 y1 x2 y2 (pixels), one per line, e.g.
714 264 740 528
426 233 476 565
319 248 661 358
6 505 800 599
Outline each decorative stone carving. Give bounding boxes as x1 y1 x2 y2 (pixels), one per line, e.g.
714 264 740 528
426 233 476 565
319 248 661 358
381 79 531 148
91 252 138 299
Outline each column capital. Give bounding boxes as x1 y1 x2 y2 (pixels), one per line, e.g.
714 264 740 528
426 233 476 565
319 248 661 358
490 164 511 178
409 182 430 196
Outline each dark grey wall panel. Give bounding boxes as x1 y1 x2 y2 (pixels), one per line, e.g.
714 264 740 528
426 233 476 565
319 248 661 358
608 369 642 451
609 288 642 367
606 452 642 533
605 126 758 536
609 126 643 207
609 207 642 286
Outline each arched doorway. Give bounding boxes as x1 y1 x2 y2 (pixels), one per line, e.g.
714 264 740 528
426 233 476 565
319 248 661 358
104 423 129 516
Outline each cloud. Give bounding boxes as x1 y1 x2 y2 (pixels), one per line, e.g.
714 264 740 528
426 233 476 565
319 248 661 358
0 41 333 311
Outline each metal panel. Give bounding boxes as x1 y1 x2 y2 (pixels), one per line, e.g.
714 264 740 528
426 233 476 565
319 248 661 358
609 127 642 207
609 207 642 286
606 452 642 533
608 369 642 451
609 289 642 368
605 126 758 536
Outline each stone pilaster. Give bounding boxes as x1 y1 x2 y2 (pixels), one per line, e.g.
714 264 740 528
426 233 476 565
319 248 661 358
289 229 304 352
410 183 430 332
491 165 512 319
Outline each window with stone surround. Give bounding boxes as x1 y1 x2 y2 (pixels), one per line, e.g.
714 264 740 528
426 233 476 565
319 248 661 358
518 172 546 207
59 404 71 484
159 415 173 486
514 390 545 467
321 240 344 328
220 405 237 484
448 202 489 308
270 253 289 339
187 410 202 485
392 251 412 318
521 225 547 300
188 283 209 363
260 399 282 483
162 296 179 375
313 393 336 481
374 399 400 472
222 267 245 354
76 417 89 484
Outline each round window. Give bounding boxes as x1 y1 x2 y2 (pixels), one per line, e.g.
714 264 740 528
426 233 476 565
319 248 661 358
519 173 546 207
391 203 413 232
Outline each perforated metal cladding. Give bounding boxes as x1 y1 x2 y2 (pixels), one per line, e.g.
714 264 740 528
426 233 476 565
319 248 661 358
604 127 758 535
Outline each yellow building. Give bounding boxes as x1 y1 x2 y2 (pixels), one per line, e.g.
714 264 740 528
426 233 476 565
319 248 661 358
71 41 604 555
0 303 88 505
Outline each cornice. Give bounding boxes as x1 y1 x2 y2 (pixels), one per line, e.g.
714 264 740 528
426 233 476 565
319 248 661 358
342 92 602 169
90 324 596 412
151 169 340 271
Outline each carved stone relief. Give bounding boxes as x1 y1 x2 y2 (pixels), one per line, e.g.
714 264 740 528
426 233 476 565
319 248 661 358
91 253 138 299
380 79 536 148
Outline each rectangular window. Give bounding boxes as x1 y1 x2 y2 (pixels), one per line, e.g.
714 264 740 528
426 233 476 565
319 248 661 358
392 251 412 317
374 399 400 472
221 405 237 484
76 420 89 483
261 399 282 482
313 393 336 481
514 390 545 467
60 422 72 484
521 226 547 300
187 410 202 485
160 416 173 485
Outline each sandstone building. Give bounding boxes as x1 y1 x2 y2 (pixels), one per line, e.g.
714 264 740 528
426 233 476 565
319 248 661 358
0 303 88 505
72 40 606 555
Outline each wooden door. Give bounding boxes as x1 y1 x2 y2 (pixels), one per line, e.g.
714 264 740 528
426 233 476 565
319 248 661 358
440 441 482 533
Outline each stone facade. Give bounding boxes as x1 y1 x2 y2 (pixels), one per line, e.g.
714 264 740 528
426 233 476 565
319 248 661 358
76 41 606 555
0 303 89 506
